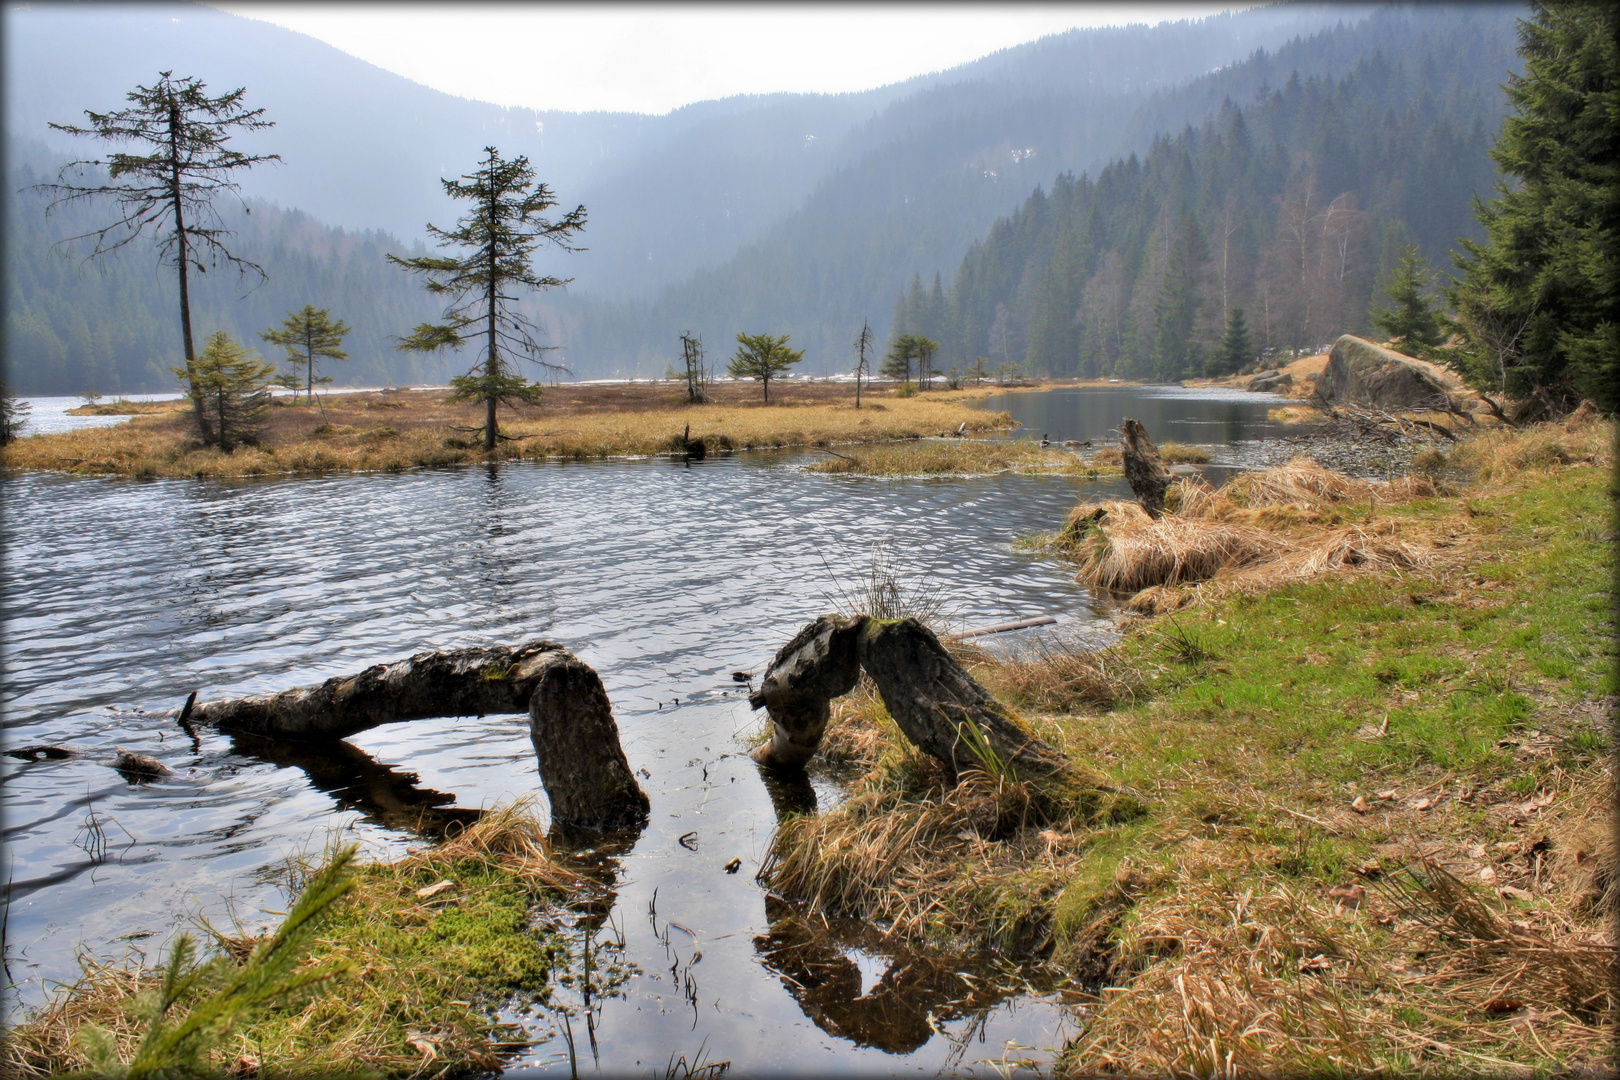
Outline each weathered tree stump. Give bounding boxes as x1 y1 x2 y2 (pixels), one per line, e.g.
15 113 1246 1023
1120 417 1172 519
528 650 650 833
749 614 863 768
855 618 1071 784
186 641 566 741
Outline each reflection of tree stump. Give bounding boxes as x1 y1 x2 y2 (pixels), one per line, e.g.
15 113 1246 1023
187 641 566 740
856 618 1071 784
1120 417 1171 519
528 651 650 833
750 614 863 768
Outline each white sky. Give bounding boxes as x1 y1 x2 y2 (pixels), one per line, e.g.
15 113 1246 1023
214 4 1246 115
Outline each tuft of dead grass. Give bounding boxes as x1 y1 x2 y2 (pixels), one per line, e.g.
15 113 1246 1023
985 638 1141 714
1447 420 1614 484
805 437 1096 477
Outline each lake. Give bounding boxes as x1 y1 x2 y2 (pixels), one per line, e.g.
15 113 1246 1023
1 384 1283 1075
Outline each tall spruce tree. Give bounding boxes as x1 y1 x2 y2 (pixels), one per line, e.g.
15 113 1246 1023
727 333 803 403
1449 1 1620 414
1213 307 1253 375
881 334 918 387
262 305 350 405
1371 245 1444 355
392 146 586 450
38 72 279 445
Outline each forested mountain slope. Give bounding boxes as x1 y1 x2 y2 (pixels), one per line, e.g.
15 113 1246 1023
889 5 1519 380
606 4 1521 376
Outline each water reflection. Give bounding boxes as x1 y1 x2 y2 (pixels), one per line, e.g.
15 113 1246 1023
754 896 1062 1059
979 384 1288 446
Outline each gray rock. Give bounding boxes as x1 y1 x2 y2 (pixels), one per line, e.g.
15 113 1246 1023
1248 372 1294 393
1321 335 1450 409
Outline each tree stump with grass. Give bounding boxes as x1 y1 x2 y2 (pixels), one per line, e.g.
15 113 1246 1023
527 650 650 833
855 617 1073 784
185 641 569 740
749 614 864 768
1120 417 1172 519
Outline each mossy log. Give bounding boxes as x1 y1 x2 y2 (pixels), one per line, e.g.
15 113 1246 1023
186 640 649 833
749 614 864 768
855 617 1072 784
528 650 650 833
1120 417 1171 518
185 641 567 741
747 614 1074 785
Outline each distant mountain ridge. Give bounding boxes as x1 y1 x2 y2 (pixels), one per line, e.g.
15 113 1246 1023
5 2 1518 392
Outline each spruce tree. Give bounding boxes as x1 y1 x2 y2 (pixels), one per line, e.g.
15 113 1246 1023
175 331 275 451
1371 245 1443 355
262 306 350 405
881 334 917 387
0 382 30 445
727 333 803 403
38 72 279 445
1449 1 1620 414
392 146 586 450
1213 307 1253 375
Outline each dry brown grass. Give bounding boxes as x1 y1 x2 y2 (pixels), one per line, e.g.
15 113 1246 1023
984 637 1141 714
1062 769 1618 1077
804 437 1097 477
67 399 187 416
1157 442 1211 465
1447 416 1614 484
761 766 1139 950
0 383 1016 478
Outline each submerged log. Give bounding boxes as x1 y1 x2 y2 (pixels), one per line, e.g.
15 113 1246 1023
185 641 566 741
749 614 864 768
855 617 1071 784
528 650 650 833
1119 417 1172 519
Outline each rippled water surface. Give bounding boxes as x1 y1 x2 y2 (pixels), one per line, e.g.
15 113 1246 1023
4 445 1146 1075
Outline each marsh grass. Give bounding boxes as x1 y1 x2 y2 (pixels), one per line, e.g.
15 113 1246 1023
5 797 580 1079
804 438 1102 477
771 422 1614 1075
3 385 1016 478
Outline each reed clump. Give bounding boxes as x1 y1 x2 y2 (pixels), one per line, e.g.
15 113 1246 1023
4 796 579 1079
1053 457 1452 607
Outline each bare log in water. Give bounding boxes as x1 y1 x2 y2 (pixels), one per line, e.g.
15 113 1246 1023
749 614 863 768
528 651 650 832
185 641 567 741
1119 417 1172 519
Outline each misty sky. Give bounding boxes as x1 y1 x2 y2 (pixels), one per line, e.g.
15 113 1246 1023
215 3 1246 115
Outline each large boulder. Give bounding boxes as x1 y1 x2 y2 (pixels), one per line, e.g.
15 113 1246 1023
1321 335 1450 409
1248 371 1293 394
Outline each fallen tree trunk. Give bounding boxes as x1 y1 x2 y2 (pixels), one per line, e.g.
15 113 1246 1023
749 614 864 768
1119 417 1172 519
528 650 650 833
185 641 566 741
856 617 1073 784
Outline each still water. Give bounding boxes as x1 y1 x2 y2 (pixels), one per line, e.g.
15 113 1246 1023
1 386 1280 1075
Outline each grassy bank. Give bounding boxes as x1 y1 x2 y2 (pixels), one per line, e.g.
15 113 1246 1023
4 799 581 1078
805 437 1119 478
762 419 1616 1074
2 382 1015 478
67 399 186 416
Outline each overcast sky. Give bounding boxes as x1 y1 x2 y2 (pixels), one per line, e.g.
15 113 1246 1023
215 4 1246 115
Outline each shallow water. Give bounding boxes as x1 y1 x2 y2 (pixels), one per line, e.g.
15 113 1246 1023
0 386 1288 1075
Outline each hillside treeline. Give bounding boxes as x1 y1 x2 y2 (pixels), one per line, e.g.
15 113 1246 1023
896 40 1509 379
5 151 453 395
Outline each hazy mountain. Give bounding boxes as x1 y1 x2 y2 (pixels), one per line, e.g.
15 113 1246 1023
5 2 1519 391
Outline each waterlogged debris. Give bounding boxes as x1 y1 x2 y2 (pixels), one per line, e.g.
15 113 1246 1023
724 858 742 874
113 745 171 780
5 745 77 761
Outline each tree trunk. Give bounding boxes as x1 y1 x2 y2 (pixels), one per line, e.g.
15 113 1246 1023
1119 417 1171 518
749 614 864 768
855 618 1072 784
186 641 567 741
169 98 212 445
528 650 650 833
